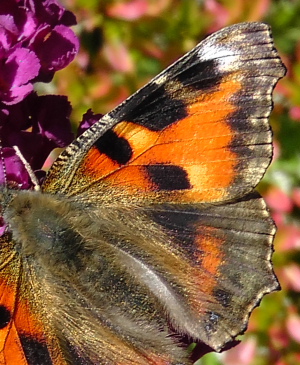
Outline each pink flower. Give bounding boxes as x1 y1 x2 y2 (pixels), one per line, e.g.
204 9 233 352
265 187 293 213
205 0 230 32
286 314 300 343
107 0 170 20
278 225 300 251
281 264 300 291
223 338 257 365
292 187 300 207
289 106 300 121
107 0 148 20
103 41 134 73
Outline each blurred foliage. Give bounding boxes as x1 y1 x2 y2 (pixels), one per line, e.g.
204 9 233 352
45 0 300 364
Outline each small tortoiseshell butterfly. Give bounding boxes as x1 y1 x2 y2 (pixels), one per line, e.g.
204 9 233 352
0 22 285 364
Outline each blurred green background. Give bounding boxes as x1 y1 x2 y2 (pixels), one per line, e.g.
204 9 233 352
51 1 300 364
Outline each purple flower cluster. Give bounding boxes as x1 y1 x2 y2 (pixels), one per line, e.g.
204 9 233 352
0 0 78 104
0 0 79 191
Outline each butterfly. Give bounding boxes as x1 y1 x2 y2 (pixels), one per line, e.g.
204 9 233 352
0 22 285 365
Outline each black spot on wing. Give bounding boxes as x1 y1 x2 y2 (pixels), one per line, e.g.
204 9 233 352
146 164 191 191
0 305 11 329
20 335 52 365
151 208 200 232
110 59 224 131
122 83 187 131
175 58 223 91
95 129 133 165
213 288 232 308
150 206 199 258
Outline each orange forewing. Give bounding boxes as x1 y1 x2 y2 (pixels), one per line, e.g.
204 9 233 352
79 78 241 203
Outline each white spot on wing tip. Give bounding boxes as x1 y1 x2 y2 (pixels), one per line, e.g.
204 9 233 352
198 44 237 69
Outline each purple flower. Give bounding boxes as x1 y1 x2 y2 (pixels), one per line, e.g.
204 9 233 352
0 2 77 234
0 147 32 189
77 109 104 136
0 47 40 104
0 144 34 234
0 0 79 104
0 92 73 180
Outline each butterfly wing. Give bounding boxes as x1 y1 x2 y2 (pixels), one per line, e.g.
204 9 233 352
43 22 284 205
3 22 285 364
141 192 277 349
41 21 284 355
0 235 68 365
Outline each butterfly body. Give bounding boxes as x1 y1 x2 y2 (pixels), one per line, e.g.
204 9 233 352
0 188 221 364
0 22 285 364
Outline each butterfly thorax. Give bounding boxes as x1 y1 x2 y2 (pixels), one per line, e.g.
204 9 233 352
1 189 85 265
